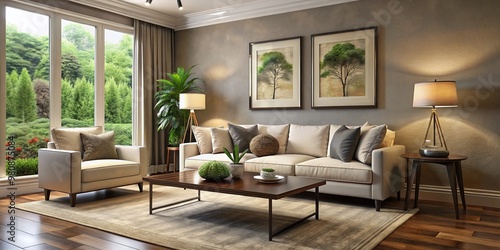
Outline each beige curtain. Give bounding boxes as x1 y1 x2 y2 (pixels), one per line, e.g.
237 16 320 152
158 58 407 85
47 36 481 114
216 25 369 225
133 19 174 173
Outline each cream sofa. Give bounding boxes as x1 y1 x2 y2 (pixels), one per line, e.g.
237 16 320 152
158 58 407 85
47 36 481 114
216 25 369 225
38 126 148 206
180 123 405 211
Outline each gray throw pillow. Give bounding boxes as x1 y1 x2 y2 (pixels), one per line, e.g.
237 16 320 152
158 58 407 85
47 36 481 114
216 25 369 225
228 123 258 152
80 131 118 161
329 125 361 162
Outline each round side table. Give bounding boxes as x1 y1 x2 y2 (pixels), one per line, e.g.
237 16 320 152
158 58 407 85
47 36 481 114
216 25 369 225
400 153 468 219
166 146 180 173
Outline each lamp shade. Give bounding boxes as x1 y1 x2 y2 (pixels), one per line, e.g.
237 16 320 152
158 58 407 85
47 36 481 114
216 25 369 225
413 81 458 108
179 93 205 110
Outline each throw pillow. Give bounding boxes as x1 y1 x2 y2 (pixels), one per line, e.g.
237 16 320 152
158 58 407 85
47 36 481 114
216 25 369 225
286 124 330 157
249 134 279 157
192 126 221 154
329 125 361 162
210 127 233 154
228 123 258 152
80 131 118 161
51 126 103 152
380 129 396 148
355 123 387 164
257 124 290 154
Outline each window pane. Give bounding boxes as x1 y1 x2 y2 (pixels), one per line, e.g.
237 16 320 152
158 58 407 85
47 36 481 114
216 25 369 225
104 29 133 145
5 7 50 176
61 19 95 127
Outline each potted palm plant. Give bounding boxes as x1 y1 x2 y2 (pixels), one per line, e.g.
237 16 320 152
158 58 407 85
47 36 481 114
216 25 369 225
223 145 248 178
155 65 202 146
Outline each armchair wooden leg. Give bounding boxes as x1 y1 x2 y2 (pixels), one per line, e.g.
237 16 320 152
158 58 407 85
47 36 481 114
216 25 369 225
375 200 382 211
44 189 51 201
138 182 143 192
70 194 77 207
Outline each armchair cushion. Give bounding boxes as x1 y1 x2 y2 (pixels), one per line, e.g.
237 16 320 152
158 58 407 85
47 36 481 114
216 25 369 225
81 159 140 182
80 131 118 161
51 126 103 153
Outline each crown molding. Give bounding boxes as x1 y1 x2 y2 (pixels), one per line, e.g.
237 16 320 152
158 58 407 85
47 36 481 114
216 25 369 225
69 0 357 30
68 0 177 28
175 0 357 30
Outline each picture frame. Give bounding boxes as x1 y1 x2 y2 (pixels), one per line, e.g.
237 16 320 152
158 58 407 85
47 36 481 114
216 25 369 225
249 37 301 109
311 27 377 108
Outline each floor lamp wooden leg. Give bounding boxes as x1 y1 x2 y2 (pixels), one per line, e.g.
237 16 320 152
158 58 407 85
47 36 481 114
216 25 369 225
182 110 199 143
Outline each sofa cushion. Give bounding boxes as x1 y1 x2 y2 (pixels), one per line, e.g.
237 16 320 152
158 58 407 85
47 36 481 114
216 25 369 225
355 123 387 164
285 124 330 157
296 157 372 184
228 123 258 152
330 125 360 162
210 127 233 153
245 154 315 176
257 124 290 154
80 131 118 161
192 126 220 154
81 159 140 182
249 134 279 157
51 126 103 152
184 153 257 170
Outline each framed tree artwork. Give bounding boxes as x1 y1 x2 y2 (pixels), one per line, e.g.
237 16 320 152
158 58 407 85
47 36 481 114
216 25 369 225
249 37 301 109
312 27 377 108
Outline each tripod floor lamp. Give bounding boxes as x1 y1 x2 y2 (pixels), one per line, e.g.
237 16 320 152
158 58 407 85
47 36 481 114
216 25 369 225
413 80 458 157
180 93 205 143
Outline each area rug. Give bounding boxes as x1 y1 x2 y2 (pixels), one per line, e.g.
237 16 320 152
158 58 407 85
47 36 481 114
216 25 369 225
18 185 418 249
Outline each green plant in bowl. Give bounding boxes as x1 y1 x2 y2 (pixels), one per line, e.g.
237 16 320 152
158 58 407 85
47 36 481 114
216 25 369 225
260 167 276 179
198 161 230 181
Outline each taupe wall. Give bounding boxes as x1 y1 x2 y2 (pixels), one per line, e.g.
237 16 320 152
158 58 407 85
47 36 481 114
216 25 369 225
175 0 500 192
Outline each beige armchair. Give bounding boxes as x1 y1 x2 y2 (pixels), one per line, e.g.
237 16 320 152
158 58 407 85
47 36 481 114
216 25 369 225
38 127 148 206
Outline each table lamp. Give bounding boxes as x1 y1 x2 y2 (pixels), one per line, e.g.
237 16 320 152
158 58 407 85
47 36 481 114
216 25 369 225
180 93 205 143
413 80 458 157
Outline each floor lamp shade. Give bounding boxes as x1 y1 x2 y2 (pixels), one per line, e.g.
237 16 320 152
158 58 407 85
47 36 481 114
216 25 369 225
180 93 205 110
413 80 458 157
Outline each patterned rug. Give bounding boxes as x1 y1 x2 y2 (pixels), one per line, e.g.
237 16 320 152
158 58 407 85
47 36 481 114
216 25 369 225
19 185 417 249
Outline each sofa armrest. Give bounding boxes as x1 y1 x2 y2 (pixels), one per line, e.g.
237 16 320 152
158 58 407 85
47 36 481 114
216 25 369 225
38 148 82 194
370 145 406 201
116 145 148 177
179 142 200 171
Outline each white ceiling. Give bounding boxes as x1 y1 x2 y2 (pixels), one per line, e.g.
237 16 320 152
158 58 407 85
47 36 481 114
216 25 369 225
73 0 357 30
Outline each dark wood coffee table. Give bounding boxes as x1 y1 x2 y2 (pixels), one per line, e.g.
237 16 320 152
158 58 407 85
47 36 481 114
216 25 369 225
143 171 326 241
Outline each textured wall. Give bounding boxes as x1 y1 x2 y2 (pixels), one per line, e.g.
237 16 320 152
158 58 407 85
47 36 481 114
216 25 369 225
175 0 500 191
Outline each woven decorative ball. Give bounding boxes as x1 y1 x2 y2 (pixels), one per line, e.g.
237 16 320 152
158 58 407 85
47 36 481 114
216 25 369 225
249 134 279 157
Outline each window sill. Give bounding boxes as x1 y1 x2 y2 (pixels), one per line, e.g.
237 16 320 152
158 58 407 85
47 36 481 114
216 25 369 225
0 175 42 197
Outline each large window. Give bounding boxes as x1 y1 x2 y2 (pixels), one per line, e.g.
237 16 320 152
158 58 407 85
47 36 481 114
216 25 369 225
1 2 134 177
4 7 50 176
105 29 133 145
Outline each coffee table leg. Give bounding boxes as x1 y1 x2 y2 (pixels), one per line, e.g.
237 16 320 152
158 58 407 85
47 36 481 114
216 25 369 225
315 187 319 220
149 183 153 215
268 199 273 241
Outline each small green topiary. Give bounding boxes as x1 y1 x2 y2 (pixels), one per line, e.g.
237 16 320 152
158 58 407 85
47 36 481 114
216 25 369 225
198 161 230 181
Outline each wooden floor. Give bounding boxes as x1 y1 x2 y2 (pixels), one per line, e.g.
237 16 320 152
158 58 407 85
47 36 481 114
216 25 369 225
1 190 500 250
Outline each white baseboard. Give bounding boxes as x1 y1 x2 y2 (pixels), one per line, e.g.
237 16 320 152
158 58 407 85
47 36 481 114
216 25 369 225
402 184 500 209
